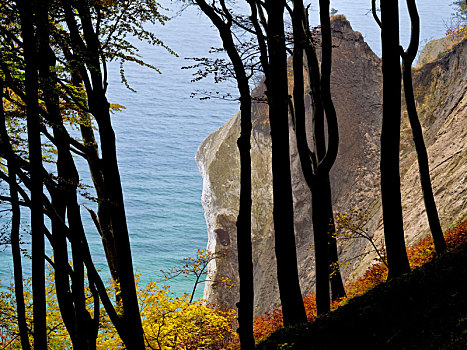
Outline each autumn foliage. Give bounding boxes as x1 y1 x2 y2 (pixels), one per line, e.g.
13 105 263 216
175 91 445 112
447 0 467 40
250 220 467 344
0 252 237 350
1 221 466 348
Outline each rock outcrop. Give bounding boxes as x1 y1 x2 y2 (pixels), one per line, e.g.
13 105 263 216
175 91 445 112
417 36 457 67
352 34 467 280
196 16 467 316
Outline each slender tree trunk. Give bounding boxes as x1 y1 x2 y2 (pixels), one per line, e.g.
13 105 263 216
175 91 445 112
266 0 307 326
91 96 144 349
61 4 144 347
402 0 446 254
37 5 94 347
9 168 31 350
302 16 330 313
50 190 77 343
316 1 346 305
298 1 346 314
0 79 32 350
74 4 145 347
292 0 324 318
236 83 254 350
71 70 121 303
380 0 411 278
68 198 98 349
324 179 346 301
37 1 76 345
192 1 255 346
18 1 48 347
293 0 335 315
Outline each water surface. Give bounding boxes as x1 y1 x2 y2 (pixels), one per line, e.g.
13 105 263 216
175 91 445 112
0 1 455 297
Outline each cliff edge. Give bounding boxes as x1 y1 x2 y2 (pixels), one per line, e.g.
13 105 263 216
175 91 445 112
196 17 467 315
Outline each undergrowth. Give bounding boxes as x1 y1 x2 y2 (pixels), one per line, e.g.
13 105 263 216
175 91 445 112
251 220 467 344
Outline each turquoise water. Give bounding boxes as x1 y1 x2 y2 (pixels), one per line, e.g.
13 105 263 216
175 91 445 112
0 1 455 298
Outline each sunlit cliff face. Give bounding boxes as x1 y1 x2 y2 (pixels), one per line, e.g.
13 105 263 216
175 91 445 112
197 16 467 315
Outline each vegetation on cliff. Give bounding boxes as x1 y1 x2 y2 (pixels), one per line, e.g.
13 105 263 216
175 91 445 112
257 221 467 349
0 0 465 349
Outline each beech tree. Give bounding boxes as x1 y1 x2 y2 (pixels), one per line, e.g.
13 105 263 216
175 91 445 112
400 0 447 254
291 0 345 315
0 79 31 349
374 0 447 276
190 0 255 347
261 0 308 326
378 0 411 278
16 0 48 347
0 0 170 348
189 0 307 330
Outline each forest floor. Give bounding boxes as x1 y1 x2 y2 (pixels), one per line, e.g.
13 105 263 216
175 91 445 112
257 235 467 349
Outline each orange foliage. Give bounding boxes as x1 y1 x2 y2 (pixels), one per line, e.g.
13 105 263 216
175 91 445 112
252 309 283 342
303 294 317 322
445 220 467 248
247 220 467 347
251 294 319 343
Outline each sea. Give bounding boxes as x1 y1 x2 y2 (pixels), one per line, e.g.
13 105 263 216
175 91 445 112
0 1 456 299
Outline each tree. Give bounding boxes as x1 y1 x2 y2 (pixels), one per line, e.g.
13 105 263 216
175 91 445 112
0 78 31 350
191 0 310 335
16 0 48 347
259 0 308 326
291 1 345 315
315 1 346 305
447 1 467 39
401 0 447 254
378 0 411 278
63 2 146 346
189 0 256 345
161 248 230 304
0 0 171 348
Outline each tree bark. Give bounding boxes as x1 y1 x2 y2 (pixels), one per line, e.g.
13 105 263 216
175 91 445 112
193 0 255 346
317 0 346 307
18 0 48 347
37 2 101 346
380 0 411 278
0 79 32 350
265 0 307 326
295 2 346 314
60 2 145 347
402 0 446 254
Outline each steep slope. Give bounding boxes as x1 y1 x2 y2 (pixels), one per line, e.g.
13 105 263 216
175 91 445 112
196 16 467 315
257 239 467 349
351 36 467 281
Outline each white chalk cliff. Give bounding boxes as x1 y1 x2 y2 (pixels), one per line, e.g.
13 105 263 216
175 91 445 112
196 16 467 315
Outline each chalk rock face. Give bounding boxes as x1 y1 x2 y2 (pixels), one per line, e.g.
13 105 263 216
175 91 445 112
416 36 456 67
196 16 382 315
196 15 467 316
352 36 467 279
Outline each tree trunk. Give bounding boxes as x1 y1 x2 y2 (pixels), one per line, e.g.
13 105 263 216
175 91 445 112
192 0 255 346
0 79 32 350
37 3 101 346
297 2 346 314
317 0 346 305
74 4 145 347
236 85 255 350
18 0 48 347
324 178 346 302
402 0 446 254
9 165 32 350
380 0 411 278
266 0 307 326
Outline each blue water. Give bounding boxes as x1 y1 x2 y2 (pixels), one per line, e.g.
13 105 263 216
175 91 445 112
0 1 455 297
